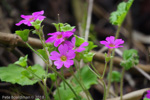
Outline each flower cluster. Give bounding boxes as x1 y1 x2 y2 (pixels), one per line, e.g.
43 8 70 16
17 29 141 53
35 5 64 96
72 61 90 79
47 29 88 69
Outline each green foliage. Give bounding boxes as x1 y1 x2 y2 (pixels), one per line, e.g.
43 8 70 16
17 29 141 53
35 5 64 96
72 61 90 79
31 19 43 30
85 41 97 52
54 66 97 100
0 64 45 86
120 49 139 70
53 23 75 32
37 49 48 60
82 52 95 63
74 35 85 47
14 55 28 67
47 73 56 82
107 71 121 82
61 24 75 32
74 35 97 63
109 0 134 26
15 29 30 42
144 98 150 100
104 53 113 62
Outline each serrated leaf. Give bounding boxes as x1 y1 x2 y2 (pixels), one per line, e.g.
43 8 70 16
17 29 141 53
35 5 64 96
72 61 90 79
107 71 121 82
74 35 85 47
0 64 45 86
14 55 28 67
37 49 48 60
31 19 43 30
109 0 134 26
15 29 30 42
120 49 139 70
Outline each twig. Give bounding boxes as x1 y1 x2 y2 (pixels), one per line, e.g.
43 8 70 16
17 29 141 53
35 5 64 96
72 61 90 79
85 0 93 41
1 32 150 74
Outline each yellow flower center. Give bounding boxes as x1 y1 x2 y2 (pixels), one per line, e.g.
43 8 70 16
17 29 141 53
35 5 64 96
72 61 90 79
57 34 63 39
61 55 67 61
28 17 34 21
109 44 115 47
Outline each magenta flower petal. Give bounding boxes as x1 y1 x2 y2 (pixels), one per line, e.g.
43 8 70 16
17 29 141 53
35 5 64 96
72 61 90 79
64 41 74 50
45 36 56 43
75 42 89 52
58 44 68 55
63 60 74 68
54 60 63 69
16 10 45 26
54 38 64 47
32 10 44 16
49 44 75 69
100 36 124 49
67 50 75 59
50 51 60 60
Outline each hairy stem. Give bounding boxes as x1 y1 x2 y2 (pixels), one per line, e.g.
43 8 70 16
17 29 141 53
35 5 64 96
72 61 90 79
120 67 125 100
106 25 121 98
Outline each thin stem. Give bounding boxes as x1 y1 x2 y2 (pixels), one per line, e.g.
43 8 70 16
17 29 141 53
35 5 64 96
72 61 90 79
101 80 107 100
90 63 101 78
88 66 106 100
61 67 66 89
101 62 108 79
42 80 51 100
55 70 61 100
25 42 46 62
48 66 79 99
115 25 121 39
70 66 91 100
114 82 118 97
120 67 125 100
106 25 121 98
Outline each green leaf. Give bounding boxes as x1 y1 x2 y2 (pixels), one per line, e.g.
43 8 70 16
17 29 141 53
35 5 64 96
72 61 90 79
53 23 64 31
85 41 97 52
144 98 150 100
60 24 75 32
109 0 134 26
120 49 139 70
37 49 48 60
74 35 85 47
82 52 95 63
107 71 121 82
31 19 43 30
47 73 56 82
15 29 30 42
14 55 28 67
0 64 45 86
54 66 97 100
73 66 98 88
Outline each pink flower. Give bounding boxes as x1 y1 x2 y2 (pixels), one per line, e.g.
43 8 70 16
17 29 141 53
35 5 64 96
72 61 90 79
100 36 124 49
147 90 150 99
50 44 75 69
45 29 75 47
16 10 46 26
64 37 88 52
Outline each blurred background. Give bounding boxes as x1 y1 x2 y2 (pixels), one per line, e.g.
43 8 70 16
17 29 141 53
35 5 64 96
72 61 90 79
0 0 150 100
